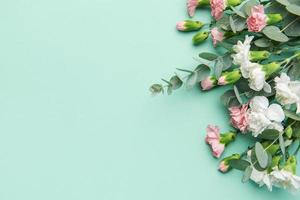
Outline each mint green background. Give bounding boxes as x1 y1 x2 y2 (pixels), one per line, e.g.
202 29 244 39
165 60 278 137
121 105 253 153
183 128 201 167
0 0 299 199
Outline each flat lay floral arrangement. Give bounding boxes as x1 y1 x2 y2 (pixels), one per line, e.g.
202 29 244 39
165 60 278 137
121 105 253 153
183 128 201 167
150 0 300 193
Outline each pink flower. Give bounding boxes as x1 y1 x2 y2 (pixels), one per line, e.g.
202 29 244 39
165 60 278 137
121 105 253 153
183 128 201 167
200 76 216 90
211 27 224 47
210 0 226 20
219 161 229 173
187 0 199 17
229 104 249 133
246 5 267 32
205 125 225 158
176 21 185 31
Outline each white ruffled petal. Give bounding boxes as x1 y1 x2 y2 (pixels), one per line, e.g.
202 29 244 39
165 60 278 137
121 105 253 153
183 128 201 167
266 104 285 122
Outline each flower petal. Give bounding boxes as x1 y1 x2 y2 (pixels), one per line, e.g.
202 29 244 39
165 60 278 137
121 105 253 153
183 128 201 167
266 104 285 122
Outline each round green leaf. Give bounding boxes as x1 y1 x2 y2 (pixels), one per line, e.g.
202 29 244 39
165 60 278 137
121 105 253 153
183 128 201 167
263 26 289 42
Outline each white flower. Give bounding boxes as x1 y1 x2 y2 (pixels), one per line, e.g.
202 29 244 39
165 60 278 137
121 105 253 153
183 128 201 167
232 35 254 78
232 36 270 93
250 167 273 191
248 63 271 92
271 168 300 193
248 96 285 137
275 73 300 113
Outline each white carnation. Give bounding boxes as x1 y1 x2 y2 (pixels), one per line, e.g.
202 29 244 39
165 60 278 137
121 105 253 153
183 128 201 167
271 168 300 193
248 96 284 137
275 73 300 113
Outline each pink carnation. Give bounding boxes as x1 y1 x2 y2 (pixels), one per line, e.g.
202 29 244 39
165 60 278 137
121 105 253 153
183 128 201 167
210 0 226 20
211 27 224 47
187 0 199 17
246 5 267 32
205 125 225 158
228 104 249 133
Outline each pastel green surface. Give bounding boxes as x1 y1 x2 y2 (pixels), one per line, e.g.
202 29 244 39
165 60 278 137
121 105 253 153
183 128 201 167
0 0 299 199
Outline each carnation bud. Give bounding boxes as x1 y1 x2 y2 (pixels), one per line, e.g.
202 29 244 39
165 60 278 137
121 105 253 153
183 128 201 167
176 20 204 32
218 70 241 85
262 141 279 155
284 156 297 174
285 125 293 139
218 153 240 173
193 31 209 45
249 51 271 62
220 132 236 145
198 0 210 7
266 14 283 25
200 76 217 90
269 155 282 170
262 62 280 77
226 0 241 6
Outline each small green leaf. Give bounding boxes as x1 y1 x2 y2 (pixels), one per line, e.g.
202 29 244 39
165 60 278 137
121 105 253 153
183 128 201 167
198 52 218 61
228 159 250 171
284 110 300 121
233 85 243 104
279 133 286 158
242 166 253 183
258 129 280 140
263 26 289 42
255 142 269 168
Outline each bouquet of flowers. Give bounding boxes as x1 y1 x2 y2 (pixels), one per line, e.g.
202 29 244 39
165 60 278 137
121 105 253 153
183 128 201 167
150 0 300 193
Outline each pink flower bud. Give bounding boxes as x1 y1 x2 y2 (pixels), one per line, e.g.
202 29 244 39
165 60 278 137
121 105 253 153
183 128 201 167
219 161 229 172
246 5 267 32
200 76 217 91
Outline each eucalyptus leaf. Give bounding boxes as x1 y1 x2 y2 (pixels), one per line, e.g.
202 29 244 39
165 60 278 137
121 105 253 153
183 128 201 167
230 16 237 33
170 75 183 90
255 142 269 169
228 159 250 171
286 4 300 16
195 64 211 82
233 85 243 104
186 72 198 89
242 166 253 183
220 90 240 107
263 26 289 42
279 133 286 157
284 110 300 121
283 15 300 37
214 57 224 78
254 38 272 48
288 60 300 80
199 52 218 61
231 6 246 18
276 0 290 6
149 84 163 95
258 129 280 140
